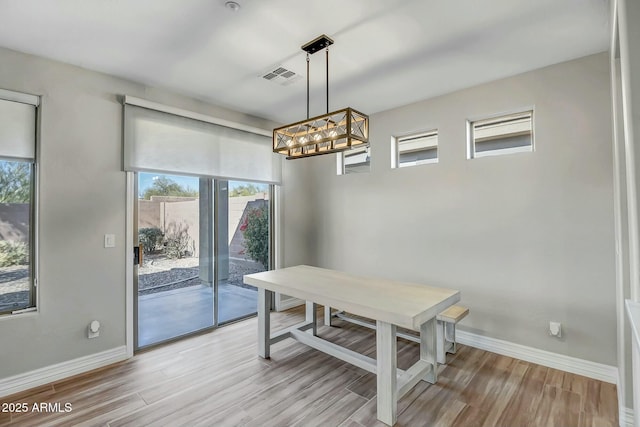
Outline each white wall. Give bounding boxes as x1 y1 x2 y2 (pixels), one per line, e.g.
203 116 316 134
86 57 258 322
0 46 275 379
283 53 616 365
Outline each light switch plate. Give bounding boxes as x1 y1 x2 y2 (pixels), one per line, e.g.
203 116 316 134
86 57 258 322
104 234 115 248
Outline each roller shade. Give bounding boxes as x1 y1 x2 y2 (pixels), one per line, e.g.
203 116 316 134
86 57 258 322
123 98 282 184
0 92 37 161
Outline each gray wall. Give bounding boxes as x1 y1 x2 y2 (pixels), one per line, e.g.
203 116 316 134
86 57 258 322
280 159 316 268
283 52 616 365
0 46 275 378
0 44 616 379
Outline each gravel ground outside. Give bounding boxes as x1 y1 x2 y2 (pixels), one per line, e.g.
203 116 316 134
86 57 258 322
0 265 30 312
138 254 264 295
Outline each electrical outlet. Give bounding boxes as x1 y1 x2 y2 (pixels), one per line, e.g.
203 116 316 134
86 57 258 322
88 320 100 339
549 321 562 337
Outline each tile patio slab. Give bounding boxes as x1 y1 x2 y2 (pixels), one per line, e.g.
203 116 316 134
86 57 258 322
138 283 257 347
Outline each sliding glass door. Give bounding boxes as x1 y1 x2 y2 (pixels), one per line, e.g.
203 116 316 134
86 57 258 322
136 172 214 347
135 173 271 349
124 99 280 349
217 180 269 324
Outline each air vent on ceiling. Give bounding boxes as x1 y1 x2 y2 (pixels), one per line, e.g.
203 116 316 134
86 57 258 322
261 66 301 86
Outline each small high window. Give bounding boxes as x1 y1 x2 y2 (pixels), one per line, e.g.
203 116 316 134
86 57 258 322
468 110 533 159
337 146 370 175
392 131 438 168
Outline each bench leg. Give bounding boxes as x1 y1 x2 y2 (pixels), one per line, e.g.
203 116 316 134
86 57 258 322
324 305 333 327
444 322 457 354
306 301 318 336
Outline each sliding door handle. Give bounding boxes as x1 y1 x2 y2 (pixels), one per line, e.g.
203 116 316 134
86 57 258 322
134 244 144 266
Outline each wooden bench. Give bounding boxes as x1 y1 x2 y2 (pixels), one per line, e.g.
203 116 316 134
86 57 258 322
325 304 469 364
436 305 469 364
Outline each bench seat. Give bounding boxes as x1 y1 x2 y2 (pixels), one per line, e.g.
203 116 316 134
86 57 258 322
436 305 469 364
324 304 469 364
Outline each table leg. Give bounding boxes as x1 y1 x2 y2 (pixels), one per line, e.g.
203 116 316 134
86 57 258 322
306 301 318 336
376 320 398 426
324 305 333 327
421 317 437 384
258 288 272 358
436 319 445 364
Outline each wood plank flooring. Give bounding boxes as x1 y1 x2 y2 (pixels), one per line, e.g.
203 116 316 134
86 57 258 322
0 307 618 427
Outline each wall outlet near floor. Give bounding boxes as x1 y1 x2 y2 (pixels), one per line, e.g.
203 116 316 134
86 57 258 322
549 321 562 337
88 320 100 339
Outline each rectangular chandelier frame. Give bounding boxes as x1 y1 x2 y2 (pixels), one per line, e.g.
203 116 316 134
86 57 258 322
273 107 369 159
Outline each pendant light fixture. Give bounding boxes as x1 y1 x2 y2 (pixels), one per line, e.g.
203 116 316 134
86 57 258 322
273 35 369 159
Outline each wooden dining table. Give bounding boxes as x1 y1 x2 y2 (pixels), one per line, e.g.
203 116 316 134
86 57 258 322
244 265 460 426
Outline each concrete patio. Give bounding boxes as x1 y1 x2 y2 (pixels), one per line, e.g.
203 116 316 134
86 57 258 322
138 282 257 347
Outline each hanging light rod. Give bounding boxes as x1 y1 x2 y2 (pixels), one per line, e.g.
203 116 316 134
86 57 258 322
273 34 369 160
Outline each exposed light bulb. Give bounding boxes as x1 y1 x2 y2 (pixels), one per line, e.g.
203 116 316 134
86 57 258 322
299 137 308 143
313 134 321 141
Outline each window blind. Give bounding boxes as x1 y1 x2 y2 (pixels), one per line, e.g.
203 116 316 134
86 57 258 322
123 98 282 184
0 91 37 161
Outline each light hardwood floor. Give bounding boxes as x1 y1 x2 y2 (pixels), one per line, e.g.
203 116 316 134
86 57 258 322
0 307 618 427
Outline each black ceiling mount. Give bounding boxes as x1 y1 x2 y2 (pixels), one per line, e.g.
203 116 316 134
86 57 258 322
301 34 334 55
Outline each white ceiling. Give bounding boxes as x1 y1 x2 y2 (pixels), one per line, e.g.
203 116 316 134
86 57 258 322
0 0 610 124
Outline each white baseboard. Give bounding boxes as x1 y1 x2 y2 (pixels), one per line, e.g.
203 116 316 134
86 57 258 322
456 330 618 384
0 346 129 398
619 407 634 427
0 332 627 424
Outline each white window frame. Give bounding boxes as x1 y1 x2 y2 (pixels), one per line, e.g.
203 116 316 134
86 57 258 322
392 130 439 168
467 109 534 159
337 146 370 175
0 89 39 318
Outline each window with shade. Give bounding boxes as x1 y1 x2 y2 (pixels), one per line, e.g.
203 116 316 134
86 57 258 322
123 96 281 344
468 110 534 159
0 89 39 316
393 130 438 168
337 146 370 175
